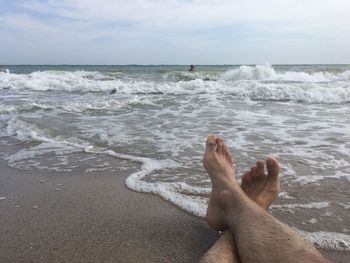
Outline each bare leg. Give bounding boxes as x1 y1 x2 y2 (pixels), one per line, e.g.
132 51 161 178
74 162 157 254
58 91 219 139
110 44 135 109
203 135 330 263
199 230 240 263
200 143 280 263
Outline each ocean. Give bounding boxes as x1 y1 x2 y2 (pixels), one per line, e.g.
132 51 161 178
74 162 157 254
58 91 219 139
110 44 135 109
1 64 349 250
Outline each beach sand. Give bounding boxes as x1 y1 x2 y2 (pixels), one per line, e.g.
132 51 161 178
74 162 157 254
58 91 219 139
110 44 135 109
0 157 349 263
0 157 218 263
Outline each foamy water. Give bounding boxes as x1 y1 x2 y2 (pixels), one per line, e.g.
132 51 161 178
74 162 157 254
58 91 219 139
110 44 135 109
1 64 350 250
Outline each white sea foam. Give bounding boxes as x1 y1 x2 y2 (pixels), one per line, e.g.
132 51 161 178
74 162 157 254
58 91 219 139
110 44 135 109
308 218 318 224
339 203 350 209
88 148 211 217
1 67 350 103
85 167 111 173
6 118 89 151
5 117 94 171
0 70 119 92
221 64 350 82
299 230 350 250
5 117 210 217
271 202 330 210
5 116 211 216
278 192 294 199
0 104 18 114
293 174 347 185
0 96 159 114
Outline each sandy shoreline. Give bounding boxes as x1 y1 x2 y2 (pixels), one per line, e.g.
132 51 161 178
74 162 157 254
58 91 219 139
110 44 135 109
0 159 218 263
0 158 349 262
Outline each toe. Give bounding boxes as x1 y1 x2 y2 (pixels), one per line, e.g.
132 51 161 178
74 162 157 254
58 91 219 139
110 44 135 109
222 144 232 162
215 137 224 153
206 135 217 152
266 157 280 181
222 144 228 154
226 155 232 165
242 170 252 184
227 155 233 165
250 165 258 178
256 160 265 177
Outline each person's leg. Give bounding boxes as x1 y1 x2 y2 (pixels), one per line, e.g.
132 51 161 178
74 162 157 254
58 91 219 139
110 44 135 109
199 230 239 263
199 155 280 263
203 135 330 263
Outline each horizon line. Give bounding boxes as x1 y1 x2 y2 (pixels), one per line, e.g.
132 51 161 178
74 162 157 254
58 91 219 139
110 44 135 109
3 63 350 66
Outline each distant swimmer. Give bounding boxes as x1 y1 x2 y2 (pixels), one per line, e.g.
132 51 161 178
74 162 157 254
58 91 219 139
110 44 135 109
188 65 195 72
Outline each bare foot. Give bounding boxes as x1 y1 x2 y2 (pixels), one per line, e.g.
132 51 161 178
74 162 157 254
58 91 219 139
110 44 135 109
203 135 240 231
203 135 280 231
241 158 280 210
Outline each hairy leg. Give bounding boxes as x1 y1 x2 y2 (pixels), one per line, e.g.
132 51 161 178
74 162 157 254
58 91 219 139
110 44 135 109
199 230 240 263
203 135 330 263
200 140 280 263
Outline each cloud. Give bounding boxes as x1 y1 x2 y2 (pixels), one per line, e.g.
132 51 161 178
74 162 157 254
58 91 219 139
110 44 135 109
0 0 349 64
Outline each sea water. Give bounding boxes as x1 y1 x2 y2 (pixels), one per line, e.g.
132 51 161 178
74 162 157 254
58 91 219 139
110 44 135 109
1 64 349 250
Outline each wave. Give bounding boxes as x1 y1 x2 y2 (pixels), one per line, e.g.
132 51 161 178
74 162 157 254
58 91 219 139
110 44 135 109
0 96 159 114
0 70 120 92
162 71 213 82
1 67 350 103
221 64 350 82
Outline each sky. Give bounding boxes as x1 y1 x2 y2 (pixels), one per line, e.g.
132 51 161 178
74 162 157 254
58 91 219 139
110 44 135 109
0 0 349 65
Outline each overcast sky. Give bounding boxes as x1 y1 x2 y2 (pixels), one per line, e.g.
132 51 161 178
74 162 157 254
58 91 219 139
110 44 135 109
0 0 349 65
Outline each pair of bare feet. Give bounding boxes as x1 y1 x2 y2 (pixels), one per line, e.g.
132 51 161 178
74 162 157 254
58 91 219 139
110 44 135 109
201 135 330 263
203 135 280 231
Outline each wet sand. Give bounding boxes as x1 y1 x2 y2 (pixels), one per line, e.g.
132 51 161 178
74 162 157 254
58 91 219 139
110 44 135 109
0 159 218 263
0 159 349 263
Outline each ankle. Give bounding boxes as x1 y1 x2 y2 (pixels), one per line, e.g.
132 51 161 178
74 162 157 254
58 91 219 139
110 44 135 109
217 186 241 210
212 174 239 189
221 185 253 217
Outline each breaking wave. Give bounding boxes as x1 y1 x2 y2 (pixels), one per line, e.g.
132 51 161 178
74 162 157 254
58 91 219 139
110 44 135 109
221 64 350 82
1 65 350 103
